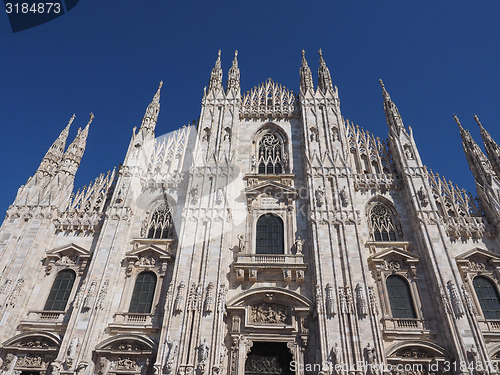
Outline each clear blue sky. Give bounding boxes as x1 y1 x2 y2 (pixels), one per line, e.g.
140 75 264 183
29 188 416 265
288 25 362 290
1 1 499 215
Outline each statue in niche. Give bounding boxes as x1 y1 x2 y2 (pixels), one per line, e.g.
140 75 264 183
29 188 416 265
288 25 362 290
315 187 325 207
237 234 245 252
295 236 304 254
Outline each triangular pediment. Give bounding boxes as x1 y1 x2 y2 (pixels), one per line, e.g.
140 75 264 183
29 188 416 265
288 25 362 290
126 244 172 261
46 243 90 260
245 180 297 196
456 247 500 266
369 247 419 264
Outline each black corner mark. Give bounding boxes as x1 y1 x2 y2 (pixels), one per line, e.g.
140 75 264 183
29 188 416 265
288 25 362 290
4 0 80 33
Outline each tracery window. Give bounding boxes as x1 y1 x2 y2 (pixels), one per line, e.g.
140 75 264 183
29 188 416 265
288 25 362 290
386 275 417 319
129 271 157 314
370 203 397 241
258 133 283 174
256 214 284 254
144 202 174 239
473 276 500 320
44 269 76 311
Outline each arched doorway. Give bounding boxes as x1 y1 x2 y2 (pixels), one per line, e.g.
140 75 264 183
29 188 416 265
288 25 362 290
245 342 293 375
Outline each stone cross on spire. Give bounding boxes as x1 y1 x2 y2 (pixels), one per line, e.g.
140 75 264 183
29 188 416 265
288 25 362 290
226 50 240 94
208 50 223 93
140 81 163 134
317 49 334 94
300 50 314 94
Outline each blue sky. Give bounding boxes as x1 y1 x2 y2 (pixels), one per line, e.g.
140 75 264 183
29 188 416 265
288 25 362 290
1 1 499 215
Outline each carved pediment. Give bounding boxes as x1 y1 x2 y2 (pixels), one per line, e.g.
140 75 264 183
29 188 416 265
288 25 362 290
455 247 500 275
245 180 297 197
45 243 90 264
126 244 173 263
369 247 419 265
2 332 60 353
95 335 155 356
386 341 449 360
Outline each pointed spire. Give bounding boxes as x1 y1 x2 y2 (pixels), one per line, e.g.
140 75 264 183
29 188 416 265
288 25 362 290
453 114 494 186
37 114 75 177
380 80 405 133
474 114 500 176
317 49 334 94
226 50 240 94
140 81 163 134
300 50 314 94
208 50 223 93
58 113 93 176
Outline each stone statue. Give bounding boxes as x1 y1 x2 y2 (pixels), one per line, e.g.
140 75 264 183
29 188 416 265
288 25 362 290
331 343 341 365
237 234 245 252
198 339 209 362
365 343 375 364
50 361 61 375
295 236 304 254
315 187 325 207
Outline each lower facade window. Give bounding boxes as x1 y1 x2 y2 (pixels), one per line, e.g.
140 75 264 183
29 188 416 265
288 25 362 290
44 269 76 311
129 271 157 314
386 275 417 319
473 276 500 320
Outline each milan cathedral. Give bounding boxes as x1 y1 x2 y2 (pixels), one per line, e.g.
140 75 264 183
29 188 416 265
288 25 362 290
1 49 500 375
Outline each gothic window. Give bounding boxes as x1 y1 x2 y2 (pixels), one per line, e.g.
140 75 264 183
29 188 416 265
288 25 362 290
256 214 284 254
370 203 397 241
386 275 417 319
44 269 76 311
129 271 157 314
258 133 283 174
144 202 174 239
473 276 500 320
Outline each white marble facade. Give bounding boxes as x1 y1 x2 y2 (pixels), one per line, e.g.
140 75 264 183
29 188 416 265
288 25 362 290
1 50 500 375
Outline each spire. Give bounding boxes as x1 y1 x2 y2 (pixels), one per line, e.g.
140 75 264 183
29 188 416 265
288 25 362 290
208 50 223 93
300 50 314 94
37 114 75 177
317 49 334 94
475 114 500 176
58 113 93 176
454 114 495 186
226 50 240 94
140 81 163 134
380 79 405 133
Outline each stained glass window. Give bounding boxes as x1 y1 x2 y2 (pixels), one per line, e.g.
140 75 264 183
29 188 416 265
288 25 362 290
258 133 283 174
129 271 157 314
386 275 417 319
256 214 284 254
473 276 500 320
44 270 76 311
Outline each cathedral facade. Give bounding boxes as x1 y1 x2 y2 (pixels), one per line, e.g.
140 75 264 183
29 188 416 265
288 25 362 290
1 49 500 375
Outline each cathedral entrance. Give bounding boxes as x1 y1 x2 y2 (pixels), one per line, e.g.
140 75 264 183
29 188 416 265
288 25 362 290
244 342 293 375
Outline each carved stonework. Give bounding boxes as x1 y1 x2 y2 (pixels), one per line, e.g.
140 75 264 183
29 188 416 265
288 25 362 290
250 303 290 324
174 282 186 313
368 286 379 315
7 278 24 307
355 283 367 317
325 283 336 316
204 282 215 314
447 280 465 318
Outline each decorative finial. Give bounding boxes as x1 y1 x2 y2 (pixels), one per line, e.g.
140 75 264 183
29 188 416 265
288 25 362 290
234 50 238 58
318 48 323 57
218 49 221 58
379 79 385 89
453 114 463 129
88 112 94 126
302 49 305 57
474 114 483 128
159 80 163 89
69 114 76 124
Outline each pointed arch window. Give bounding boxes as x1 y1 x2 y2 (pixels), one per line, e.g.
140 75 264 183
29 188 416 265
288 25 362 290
256 214 284 254
44 270 76 311
370 203 397 241
145 202 174 239
258 133 284 174
473 276 500 319
386 275 417 319
129 271 157 314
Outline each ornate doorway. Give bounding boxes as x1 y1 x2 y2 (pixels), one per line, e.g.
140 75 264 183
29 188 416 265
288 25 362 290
245 342 293 375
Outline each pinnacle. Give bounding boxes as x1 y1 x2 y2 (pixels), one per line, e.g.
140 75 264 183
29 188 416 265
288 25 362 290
474 114 484 129
453 114 464 130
